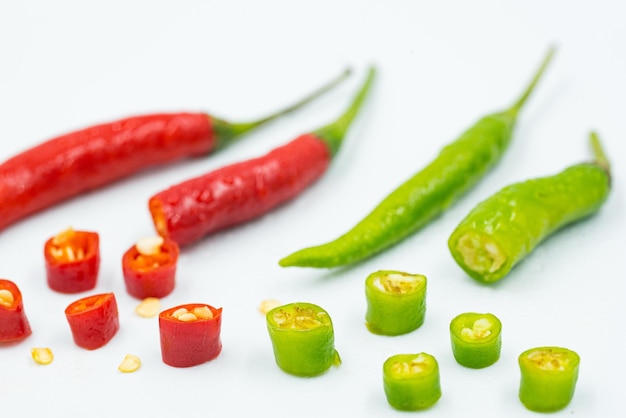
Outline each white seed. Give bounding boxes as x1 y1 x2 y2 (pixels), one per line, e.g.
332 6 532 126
258 299 281 315
118 354 141 373
176 312 198 322
193 306 213 319
31 347 54 365
171 308 189 318
0 289 14 307
135 236 164 256
52 227 75 245
135 297 161 318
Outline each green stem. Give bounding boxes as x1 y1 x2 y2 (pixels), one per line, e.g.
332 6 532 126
314 66 377 156
508 46 557 116
589 131 611 175
212 68 352 149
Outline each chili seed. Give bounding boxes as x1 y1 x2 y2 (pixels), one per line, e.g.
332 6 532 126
135 236 164 256
135 297 161 318
118 354 141 373
0 289 14 307
258 299 281 315
31 347 54 365
52 227 75 245
192 306 213 319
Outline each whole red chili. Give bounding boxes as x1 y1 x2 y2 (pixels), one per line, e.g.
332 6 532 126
159 303 223 368
122 236 180 299
0 279 32 343
0 70 349 233
44 227 100 293
149 67 376 246
64 292 119 350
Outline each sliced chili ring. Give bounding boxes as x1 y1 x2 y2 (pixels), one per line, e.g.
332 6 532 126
383 352 442 411
449 312 502 368
122 236 179 299
44 227 100 293
0 279 32 343
159 303 223 367
64 292 119 350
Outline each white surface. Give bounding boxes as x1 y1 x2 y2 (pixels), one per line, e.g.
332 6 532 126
1 1 625 416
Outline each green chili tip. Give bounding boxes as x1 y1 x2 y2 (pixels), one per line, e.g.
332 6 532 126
507 46 557 116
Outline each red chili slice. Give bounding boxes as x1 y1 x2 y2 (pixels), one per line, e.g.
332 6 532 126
122 237 179 299
44 228 100 293
65 292 119 350
0 279 32 343
159 303 223 367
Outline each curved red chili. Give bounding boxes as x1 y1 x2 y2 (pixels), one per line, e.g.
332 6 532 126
149 67 376 246
0 279 32 343
0 70 350 233
44 227 100 293
159 303 223 368
64 292 119 350
122 236 180 299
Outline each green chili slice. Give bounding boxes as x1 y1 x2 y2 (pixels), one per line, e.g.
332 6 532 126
518 346 580 412
383 352 442 411
448 132 611 283
365 270 427 336
449 312 502 368
266 302 341 377
279 47 555 269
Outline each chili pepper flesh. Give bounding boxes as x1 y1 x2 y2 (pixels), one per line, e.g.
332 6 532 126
0 279 32 343
149 68 376 246
159 303 223 368
0 69 350 233
449 312 502 368
44 227 100 293
383 353 442 411
266 302 341 377
518 346 580 412
64 292 119 350
279 48 555 269
122 236 179 299
365 270 427 336
448 132 611 283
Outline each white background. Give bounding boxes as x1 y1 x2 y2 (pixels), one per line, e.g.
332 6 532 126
1 1 625 416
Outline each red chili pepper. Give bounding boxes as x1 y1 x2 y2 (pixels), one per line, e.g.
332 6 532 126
64 292 119 350
159 303 223 367
0 279 32 343
149 67 376 246
0 70 350 233
44 227 100 293
122 236 180 299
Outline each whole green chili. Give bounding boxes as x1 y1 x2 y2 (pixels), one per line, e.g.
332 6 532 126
364 270 427 336
265 302 341 377
279 48 555 269
448 132 611 283
449 312 502 368
518 346 580 412
383 352 442 411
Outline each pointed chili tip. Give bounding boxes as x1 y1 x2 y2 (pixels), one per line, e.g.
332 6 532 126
509 46 557 116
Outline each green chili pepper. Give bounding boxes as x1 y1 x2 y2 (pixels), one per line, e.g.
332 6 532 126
265 302 341 377
279 47 555 269
449 312 502 368
383 352 442 411
448 131 611 283
365 270 427 336
518 346 580 412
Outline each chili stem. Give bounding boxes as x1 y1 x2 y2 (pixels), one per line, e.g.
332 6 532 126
213 68 352 148
314 66 377 156
508 46 556 116
589 131 611 175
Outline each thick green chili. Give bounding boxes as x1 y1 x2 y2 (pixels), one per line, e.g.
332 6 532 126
518 346 580 412
265 302 341 377
448 132 611 283
449 312 502 368
279 48 555 269
365 270 427 336
383 352 442 411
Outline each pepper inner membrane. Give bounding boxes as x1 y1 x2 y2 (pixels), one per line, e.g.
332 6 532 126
373 272 424 295
456 232 506 274
389 354 433 378
270 306 330 330
525 349 571 371
0 289 15 307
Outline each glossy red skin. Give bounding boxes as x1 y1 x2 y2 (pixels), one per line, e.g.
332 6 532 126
122 240 180 299
0 113 214 232
159 304 223 367
44 231 100 294
0 279 32 343
149 133 331 246
65 293 119 350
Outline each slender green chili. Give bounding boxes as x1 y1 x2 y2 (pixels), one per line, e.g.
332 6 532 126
265 302 341 377
364 270 427 336
518 346 580 412
449 312 502 368
279 48 555 269
383 352 442 411
448 132 611 283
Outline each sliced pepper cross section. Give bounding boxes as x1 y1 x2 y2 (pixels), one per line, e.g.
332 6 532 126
383 352 442 411
0 279 32 343
450 312 502 368
64 292 119 350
